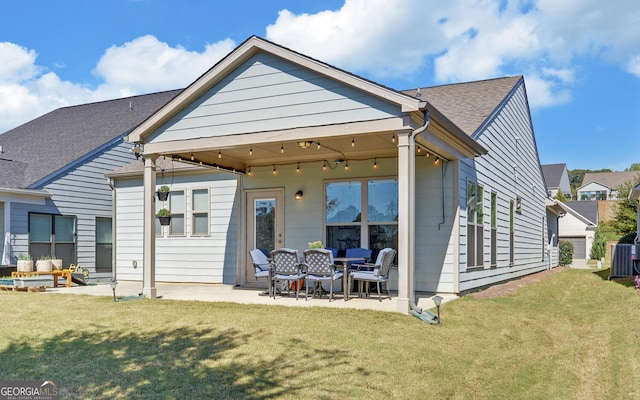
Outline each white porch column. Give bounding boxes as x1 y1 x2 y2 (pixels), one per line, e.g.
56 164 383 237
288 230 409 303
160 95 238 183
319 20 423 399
143 154 158 298
396 130 415 314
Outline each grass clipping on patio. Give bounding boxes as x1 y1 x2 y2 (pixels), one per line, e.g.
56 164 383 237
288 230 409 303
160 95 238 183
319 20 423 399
1 268 639 399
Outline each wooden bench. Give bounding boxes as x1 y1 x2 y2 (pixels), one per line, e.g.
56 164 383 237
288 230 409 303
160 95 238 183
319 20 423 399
11 270 73 287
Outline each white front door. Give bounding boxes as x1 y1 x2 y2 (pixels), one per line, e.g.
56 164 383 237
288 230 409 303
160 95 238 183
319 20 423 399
246 189 284 282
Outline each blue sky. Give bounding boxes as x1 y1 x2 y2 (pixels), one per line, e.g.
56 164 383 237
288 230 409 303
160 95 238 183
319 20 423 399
1 0 639 171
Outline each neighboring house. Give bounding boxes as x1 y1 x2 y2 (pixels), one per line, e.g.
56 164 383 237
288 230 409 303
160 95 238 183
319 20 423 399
577 171 640 200
558 201 598 259
110 36 555 314
0 90 180 277
542 163 571 200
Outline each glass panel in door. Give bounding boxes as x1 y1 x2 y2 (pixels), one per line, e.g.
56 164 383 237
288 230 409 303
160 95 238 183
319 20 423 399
255 198 275 253
246 190 284 283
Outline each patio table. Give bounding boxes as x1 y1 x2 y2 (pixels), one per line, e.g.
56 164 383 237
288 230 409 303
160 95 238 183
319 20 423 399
333 257 365 301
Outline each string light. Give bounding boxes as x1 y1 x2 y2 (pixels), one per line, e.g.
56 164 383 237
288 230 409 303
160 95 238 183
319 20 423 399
280 144 284 154
373 158 378 169
247 166 252 176
323 161 327 171
351 137 355 147
218 150 222 159
345 161 349 170
392 133 396 143
249 147 253 156
426 152 430 158
296 162 300 173
272 165 277 174
434 157 440 165
190 153 194 161
317 142 321 150
417 147 421 153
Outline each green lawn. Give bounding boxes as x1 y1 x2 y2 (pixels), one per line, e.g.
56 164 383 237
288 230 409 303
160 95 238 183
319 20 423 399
1 268 639 399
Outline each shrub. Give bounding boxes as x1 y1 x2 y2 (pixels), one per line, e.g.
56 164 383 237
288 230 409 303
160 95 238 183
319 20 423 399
618 232 637 244
559 240 573 266
591 229 606 260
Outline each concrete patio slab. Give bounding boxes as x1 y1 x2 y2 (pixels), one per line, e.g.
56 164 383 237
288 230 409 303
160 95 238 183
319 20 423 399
41 280 457 314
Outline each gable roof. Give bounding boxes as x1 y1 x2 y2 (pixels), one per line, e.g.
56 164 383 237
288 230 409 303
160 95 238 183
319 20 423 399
127 36 423 144
0 89 181 190
541 163 567 188
563 201 598 225
580 171 640 191
402 76 522 136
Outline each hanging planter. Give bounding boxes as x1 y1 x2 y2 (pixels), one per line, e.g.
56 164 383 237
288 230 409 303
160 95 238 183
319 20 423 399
156 185 170 201
157 208 172 226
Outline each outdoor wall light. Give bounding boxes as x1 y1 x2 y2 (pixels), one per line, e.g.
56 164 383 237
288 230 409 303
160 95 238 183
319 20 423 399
109 280 118 302
129 143 143 159
432 295 443 324
295 190 303 200
297 141 312 149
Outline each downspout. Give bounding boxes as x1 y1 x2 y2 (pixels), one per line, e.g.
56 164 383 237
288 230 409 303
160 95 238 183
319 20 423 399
107 177 117 282
407 109 430 314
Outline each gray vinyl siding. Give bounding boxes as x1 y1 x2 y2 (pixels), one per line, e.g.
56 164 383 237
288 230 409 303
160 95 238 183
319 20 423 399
458 82 548 292
8 140 134 270
147 52 402 143
115 172 239 284
414 156 456 293
0 202 4 265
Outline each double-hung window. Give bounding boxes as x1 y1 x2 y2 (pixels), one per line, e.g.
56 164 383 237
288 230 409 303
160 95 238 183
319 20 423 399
466 181 484 268
169 190 185 236
191 188 210 236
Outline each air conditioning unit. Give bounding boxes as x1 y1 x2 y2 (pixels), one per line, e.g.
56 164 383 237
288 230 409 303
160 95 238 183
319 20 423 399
610 244 639 279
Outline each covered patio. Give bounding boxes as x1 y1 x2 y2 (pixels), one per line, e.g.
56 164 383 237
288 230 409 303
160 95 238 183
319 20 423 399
117 36 487 314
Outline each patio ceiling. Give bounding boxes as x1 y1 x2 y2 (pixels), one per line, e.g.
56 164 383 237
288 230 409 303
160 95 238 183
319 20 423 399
158 130 400 173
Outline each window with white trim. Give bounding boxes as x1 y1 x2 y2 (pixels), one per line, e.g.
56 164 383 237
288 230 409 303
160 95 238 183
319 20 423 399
191 188 210 236
325 178 398 256
169 190 185 236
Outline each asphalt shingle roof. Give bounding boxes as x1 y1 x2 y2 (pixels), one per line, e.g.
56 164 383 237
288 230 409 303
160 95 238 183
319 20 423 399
0 89 181 189
564 201 598 225
403 76 522 136
542 163 567 188
581 171 640 190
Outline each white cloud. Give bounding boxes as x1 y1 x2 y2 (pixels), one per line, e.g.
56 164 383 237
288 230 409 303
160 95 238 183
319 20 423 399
523 73 571 108
265 0 640 109
266 0 445 79
0 36 236 133
0 42 41 83
93 35 236 94
628 55 640 77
